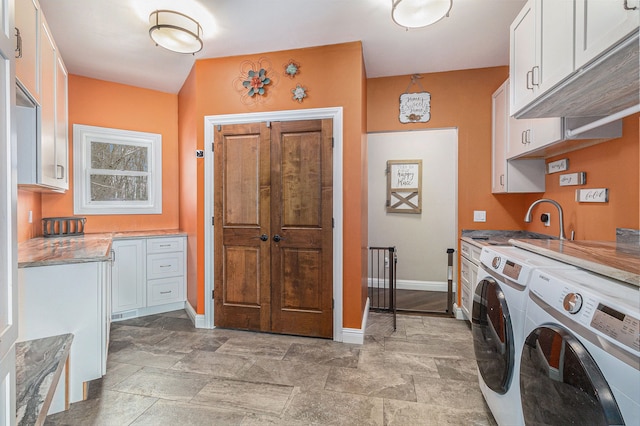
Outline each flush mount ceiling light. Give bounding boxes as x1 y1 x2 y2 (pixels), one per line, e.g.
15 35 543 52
149 10 203 54
391 0 452 29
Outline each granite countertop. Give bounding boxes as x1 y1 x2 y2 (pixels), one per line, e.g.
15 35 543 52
461 230 556 249
16 334 73 426
510 239 640 287
18 229 186 268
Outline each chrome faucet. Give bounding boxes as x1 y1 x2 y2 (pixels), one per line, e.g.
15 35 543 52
524 198 567 240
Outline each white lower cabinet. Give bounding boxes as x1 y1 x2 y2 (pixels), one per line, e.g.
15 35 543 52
460 241 482 321
18 261 111 415
111 235 186 320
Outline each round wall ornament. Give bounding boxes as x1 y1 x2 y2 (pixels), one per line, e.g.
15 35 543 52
284 60 300 78
243 68 270 96
292 84 307 102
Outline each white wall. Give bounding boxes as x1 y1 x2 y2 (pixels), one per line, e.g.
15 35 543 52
367 128 458 289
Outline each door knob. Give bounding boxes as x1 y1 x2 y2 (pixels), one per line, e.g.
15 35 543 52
273 234 284 242
259 234 268 241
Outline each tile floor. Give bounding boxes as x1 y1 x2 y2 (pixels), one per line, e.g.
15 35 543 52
45 310 496 425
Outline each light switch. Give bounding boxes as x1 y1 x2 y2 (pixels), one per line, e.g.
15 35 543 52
473 210 486 222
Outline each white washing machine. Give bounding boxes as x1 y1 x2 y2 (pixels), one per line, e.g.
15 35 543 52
521 267 640 425
472 246 577 426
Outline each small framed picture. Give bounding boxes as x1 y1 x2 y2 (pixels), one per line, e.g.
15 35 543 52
386 160 422 214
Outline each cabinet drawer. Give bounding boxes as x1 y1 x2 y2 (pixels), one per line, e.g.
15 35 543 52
147 252 184 280
461 241 482 265
146 237 184 254
147 277 184 307
460 282 471 320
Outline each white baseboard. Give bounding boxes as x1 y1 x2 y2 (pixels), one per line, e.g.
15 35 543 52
185 301 209 329
368 278 454 292
453 303 468 321
341 297 370 345
111 301 186 322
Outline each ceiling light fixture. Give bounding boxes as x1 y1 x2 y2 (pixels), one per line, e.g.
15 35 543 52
149 10 203 54
391 0 452 29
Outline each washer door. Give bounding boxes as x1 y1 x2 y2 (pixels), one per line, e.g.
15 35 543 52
472 277 515 394
520 325 625 425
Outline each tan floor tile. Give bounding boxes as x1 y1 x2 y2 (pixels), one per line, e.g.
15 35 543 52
170 350 255 378
325 366 416 402
111 367 211 401
130 400 246 425
283 388 384 425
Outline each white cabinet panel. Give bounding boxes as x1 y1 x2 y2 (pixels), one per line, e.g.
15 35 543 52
575 0 640 69
18 262 110 414
510 0 537 113
111 239 145 313
147 252 184 280
147 237 184 254
492 80 546 194
15 0 40 100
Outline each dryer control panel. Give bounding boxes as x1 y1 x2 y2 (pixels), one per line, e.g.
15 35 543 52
591 303 640 353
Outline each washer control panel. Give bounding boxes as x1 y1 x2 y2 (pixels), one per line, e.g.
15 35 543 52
591 303 640 352
530 270 640 354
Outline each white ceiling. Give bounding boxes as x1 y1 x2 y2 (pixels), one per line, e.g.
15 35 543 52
38 0 526 94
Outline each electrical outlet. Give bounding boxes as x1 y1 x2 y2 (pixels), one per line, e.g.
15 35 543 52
473 210 487 222
28 210 33 224
542 212 551 227
384 257 389 268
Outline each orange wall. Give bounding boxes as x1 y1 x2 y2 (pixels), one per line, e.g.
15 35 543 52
524 114 640 240
17 190 42 242
179 42 368 328
35 76 180 232
367 68 529 235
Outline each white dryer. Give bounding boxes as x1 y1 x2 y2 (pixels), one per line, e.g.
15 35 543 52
520 266 640 425
472 246 577 426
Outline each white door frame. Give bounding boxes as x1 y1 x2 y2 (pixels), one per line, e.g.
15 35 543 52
203 107 344 341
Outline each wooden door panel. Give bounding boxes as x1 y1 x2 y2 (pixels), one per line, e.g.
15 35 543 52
223 246 260 306
223 135 260 226
270 119 333 338
281 132 322 227
281 249 322 311
214 123 271 331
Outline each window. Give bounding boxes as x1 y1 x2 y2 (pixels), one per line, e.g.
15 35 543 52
73 124 162 215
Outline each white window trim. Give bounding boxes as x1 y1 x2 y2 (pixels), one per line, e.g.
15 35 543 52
73 124 162 215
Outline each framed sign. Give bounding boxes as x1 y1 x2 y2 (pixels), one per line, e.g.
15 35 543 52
386 160 422 214
399 92 431 123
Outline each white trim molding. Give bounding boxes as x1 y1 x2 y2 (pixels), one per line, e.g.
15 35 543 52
342 297 370 345
203 107 344 341
185 301 208 329
368 278 453 292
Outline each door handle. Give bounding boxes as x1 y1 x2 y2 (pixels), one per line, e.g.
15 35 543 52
259 234 268 241
273 234 284 242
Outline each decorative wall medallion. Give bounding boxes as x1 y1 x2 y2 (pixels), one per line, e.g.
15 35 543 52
232 58 279 106
292 84 307 103
284 60 300 78
243 68 270 96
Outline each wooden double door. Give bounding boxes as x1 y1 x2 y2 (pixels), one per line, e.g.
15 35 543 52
213 119 333 338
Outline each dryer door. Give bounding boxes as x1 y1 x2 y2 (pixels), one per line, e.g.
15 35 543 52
472 277 515 394
520 325 624 425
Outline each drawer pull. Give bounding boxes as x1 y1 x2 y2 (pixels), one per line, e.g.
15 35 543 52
159 244 171 247
160 291 172 295
159 265 171 268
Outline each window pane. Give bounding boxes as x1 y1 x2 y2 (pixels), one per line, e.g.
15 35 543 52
90 175 148 201
91 142 149 172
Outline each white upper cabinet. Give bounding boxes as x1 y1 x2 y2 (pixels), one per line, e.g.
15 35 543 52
15 0 69 192
492 80 545 194
511 0 639 118
575 0 640 69
15 0 40 100
510 0 574 115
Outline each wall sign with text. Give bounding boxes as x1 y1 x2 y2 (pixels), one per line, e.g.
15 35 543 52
399 92 431 123
386 160 422 214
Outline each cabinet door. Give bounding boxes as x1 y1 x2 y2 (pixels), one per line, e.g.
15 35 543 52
537 0 574 94
54 55 68 189
575 0 640 69
492 81 508 193
527 117 563 151
111 239 145 313
507 116 531 159
510 0 537 114
39 20 57 187
15 0 40 100
0 0 18 423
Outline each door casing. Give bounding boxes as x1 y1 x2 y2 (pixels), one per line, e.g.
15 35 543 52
204 107 344 341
